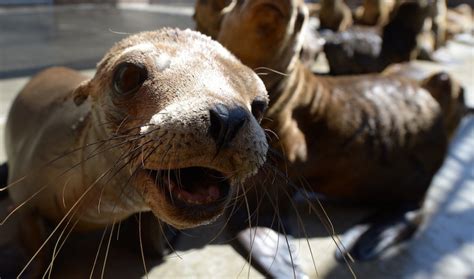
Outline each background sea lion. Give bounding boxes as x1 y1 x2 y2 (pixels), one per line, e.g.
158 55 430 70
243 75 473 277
323 1 431 75
354 0 394 26
213 0 470 262
446 4 473 41
319 0 353 32
193 0 233 39
2 28 269 276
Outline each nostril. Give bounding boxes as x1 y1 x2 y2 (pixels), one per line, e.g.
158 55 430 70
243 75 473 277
208 104 249 151
209 105 228 145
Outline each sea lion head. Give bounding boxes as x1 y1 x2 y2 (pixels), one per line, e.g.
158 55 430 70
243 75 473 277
194 0 234 39
72 28 269 229
217 0 308 86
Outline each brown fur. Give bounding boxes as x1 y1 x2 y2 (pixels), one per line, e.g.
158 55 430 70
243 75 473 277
430 0 447 49
5 28 269 275
355 0 393 26
446 4 473 41
319 0 353 32
216 0 465 203
194 0 233 39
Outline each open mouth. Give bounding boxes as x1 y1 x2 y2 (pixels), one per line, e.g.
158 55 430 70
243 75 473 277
145 167 231 208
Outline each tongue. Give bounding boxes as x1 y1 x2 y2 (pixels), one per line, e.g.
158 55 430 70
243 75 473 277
159 168 225 205
174 185 221 204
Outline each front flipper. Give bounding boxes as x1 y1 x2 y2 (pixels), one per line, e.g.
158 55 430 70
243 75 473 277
335 207 423 262
234 227 308 279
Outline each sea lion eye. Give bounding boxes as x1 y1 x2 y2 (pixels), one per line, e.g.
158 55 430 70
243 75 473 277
113 62 148 96
251 99 267 122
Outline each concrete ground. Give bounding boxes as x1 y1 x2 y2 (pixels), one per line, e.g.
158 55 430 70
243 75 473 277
0 2 473 279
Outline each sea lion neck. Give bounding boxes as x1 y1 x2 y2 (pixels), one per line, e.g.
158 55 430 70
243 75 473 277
266 61 329 122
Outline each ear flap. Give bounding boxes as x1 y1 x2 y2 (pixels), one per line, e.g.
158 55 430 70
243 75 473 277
73 80 92 106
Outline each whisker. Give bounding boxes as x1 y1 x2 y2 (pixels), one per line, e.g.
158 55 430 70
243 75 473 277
253 67 289 77
17 139 143 278
116 221 122 241
17 168 114 278
96 139 153 213
90 225 109 278
108 28 131 35
138 212 149 279
43 213 81 279
100 220 116 279
1 137 137 226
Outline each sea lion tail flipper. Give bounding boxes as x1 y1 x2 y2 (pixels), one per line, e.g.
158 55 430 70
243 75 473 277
335 206 423 262
0 162 8 199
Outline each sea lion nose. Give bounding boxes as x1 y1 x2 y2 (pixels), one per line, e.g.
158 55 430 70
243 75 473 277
209 104 249 150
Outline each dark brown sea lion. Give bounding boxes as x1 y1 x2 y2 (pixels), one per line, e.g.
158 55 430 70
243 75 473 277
2 28 269 276
215 0 470 262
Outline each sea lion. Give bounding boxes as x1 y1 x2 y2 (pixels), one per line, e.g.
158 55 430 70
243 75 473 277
430 0 447 49
194 0 324 70
354 0 393 26
319 0 353 32
215 0 470 262
2 28 269 276
323 1 431 75
193 0 233 39
446 4 472 41
411 0 447 60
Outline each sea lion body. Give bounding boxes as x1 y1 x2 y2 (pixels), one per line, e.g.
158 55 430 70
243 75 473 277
217 0 465 203
265 66 446 203
4 28 269 275
5 68 111 229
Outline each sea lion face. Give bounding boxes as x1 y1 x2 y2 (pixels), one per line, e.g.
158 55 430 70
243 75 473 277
217 0 307 75
74 29 269 229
